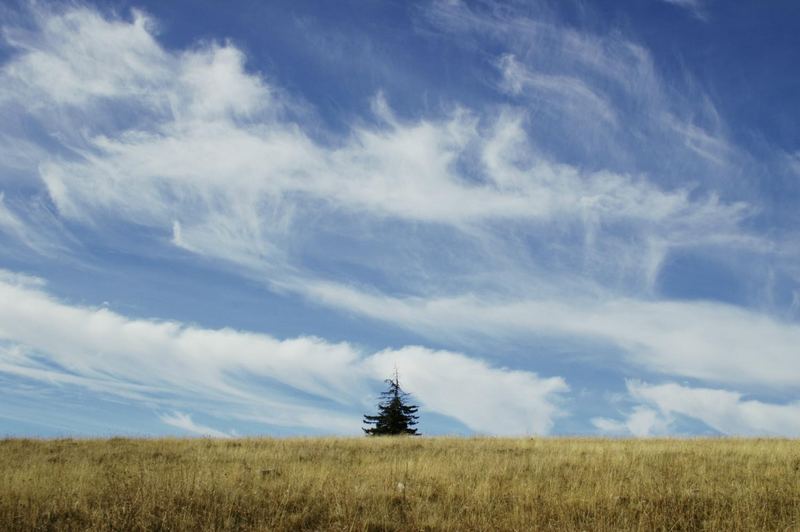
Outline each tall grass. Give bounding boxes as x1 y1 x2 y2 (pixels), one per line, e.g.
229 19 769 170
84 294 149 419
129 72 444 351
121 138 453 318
1 437 798 530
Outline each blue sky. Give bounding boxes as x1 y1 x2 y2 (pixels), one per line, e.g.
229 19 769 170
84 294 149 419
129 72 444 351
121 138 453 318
1 0 799 437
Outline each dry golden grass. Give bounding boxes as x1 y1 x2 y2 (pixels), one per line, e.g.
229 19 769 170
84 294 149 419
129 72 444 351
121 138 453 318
1 437 798 531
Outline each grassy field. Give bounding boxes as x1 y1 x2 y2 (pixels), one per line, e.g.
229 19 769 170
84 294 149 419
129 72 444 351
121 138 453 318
1 437 798 531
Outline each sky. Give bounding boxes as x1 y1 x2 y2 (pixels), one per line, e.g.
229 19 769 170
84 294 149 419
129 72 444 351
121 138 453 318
0 0 799 438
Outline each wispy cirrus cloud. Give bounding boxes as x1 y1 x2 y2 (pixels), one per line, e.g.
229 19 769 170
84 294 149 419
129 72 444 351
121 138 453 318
303 281 800 391
0 192 23 235
0 192 74 257
0 271 568 435
159 412 232 438
591 406 670 438
0 5 759 302
660 0 708 21
593 380 800 437
0 3 796 437
2 5 749 237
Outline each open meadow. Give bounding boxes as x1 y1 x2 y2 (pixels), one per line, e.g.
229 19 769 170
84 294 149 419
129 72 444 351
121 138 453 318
1 437 798 531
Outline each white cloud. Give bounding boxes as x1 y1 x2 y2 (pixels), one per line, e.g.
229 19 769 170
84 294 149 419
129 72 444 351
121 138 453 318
660 0 707 20
302 282 800 390
365 347 567 435
0 268 45 287
498 54 617 125
0 5 759 337
2 7 169 106
596 381 800 437
428 0 730 182
0 192 70 255
1 4 794 437
0 272 568 435
592 406 670 437
0 192 24 234
177 43 268 120
629 381 800 437
159 412 231 438
1 6 749 238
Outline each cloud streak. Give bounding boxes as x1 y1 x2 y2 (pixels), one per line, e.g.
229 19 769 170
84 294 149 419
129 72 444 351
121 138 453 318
304 282 800 391
660 0 708 21
0 4 796 436
0 271 567 435
594 381 800 437
0 5 763 307
159 412 232 438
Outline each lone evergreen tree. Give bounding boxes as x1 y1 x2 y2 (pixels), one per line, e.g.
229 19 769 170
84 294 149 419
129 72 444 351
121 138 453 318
363 369 420 435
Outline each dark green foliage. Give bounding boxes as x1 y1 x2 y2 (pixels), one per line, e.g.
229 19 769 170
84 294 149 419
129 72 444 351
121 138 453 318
363 371 420 436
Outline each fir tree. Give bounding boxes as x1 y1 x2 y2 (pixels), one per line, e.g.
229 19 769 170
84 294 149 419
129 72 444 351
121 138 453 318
363 369 420 435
